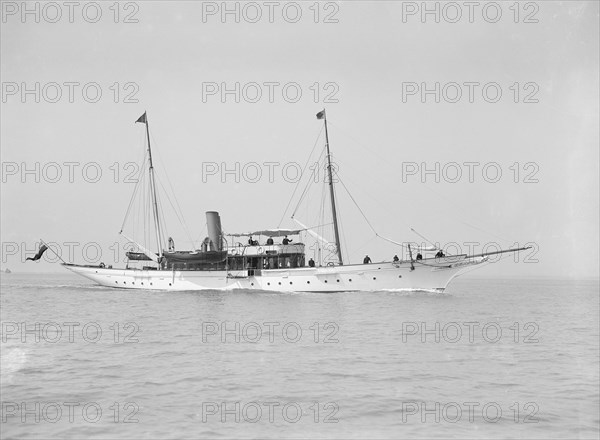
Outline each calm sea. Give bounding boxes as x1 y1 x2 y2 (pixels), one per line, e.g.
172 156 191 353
1 273 598 439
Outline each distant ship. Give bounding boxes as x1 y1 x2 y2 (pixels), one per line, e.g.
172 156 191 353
64 111 529 292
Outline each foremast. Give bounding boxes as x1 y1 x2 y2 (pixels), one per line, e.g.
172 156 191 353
318 109 343 265
136 111 164 259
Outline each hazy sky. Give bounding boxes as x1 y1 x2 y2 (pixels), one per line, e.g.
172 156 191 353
1 1 598 278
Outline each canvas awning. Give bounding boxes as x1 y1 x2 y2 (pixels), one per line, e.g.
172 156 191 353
226 229 304 237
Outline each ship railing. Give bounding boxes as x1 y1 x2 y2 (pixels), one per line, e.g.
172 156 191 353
226 243 305 256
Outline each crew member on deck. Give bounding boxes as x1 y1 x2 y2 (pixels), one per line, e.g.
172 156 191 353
435 250 445 258
416 253 423 260
266 237 274 245
393 255 399 262
308 258 315 267
168 237 175 251
363 255 372 264
282 236 292 245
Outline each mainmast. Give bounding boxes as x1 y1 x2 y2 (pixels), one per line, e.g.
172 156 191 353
136 111 164 258
317 109 343 265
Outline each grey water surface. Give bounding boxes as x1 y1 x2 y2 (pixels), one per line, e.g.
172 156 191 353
1 273 598 439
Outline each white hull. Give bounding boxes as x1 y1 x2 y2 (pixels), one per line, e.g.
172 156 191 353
63 256 487 292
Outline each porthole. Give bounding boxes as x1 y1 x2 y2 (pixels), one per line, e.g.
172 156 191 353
289 282 292 285
373 277 376 280
123 281 126 284
349 279 352 282
336 279 340 282
150 282 153 286
115 281 118 284
307 281 310 284
324 280 328 283
169 283 172 286
267 282 270 286
278 282 281 285
399 275 402 278
141 282 144 285
251 283 254 286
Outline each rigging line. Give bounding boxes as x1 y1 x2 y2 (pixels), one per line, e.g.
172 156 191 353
152 146 196 247
377 235 409 249
129 124 149 236
332 174 346 263
147 131 195 242
145 128 199 251
120 150 148 233
149 175 156 249
131 166 143 242
290 144 328 220
140 171 145 244
143 167 150 247
337 175 412 250
316 179 327 265
147 179 153 249
278 124 325 227
417 185 510 242
143 178 149 248
128 147 150 245
125 172 140 236
339 204 350 264
295 146 327 216
327 120 392 167
131 163 148 245
332 157 414 233
289 135 326 212
157 191 170 251
304 221 334 231
193 223 208 247
319 176 328 233
329 157 439 249
336 175 378 236
322 178 338 261
410 228 439 249
327 120 511 243
155 174 196 247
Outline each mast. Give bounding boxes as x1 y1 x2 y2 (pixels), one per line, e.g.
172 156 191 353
138 111 164 258
319 109 344 265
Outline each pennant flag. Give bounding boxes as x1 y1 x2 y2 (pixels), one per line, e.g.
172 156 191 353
316 110 326 120
135 112 147 124
26 244 48 261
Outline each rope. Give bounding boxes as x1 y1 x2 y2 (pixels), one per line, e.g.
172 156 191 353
410 228 441 251
291 145 327 220
326 119 513 244
337 175 415 250
155 173 196 248
337 176 377 236
278 125 324 227
120 150 148 233
150 131 196 248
